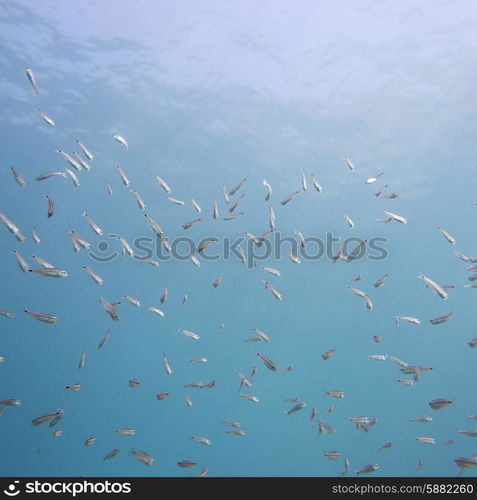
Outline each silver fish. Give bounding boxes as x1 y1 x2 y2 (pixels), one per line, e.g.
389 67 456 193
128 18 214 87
395 315 421 326
191 436 211 446
55 150 82 170
103 448 120 462
115 166 130 186
375 185 389 197
355 464 379 475
147 306 165 317
229 178 247 196
229 194 244 213
10 167 26 187
64 168 80 187
382 210 407 224
190 197 202 213
178 329 200 340
343 155 356 171
416 436 435 445
185 395 193 408
144 214 165 238
0 213 25 242
123 295 141 307
72 152 91 171
75 140 94 161
430 312 452 325
213 200 219 220
324 451 341 460
429 398 453 410
162 352 172 376
438 226 456 245
262 179 272 200
106 180 113 195
269 207 276 231
45 194 54 218
117 235 134 257
223 212 244 221
285 401 306 415
25 68 39 94
257 352 277 371
288 250 301 264
65 383 81 392
222 184 230 204
183 218 201 230
99 298 120 321
294 229 306 248
115 428 135 436
343 213 354 229
31 409 64 426
264 280 283 301
365 172 383 184
85 437 96 446
212 276 222 288
417 273 448 300
260 266 281 276
97 330 110 349
239 394 259 403
131 190 146 210
410 416 433 423
0 399 21 406
82 265 103 285
300 168 307 191
34 171 66 181
29 268 68 278
281 190 299 206
155 174 171 193
310 173 323 192
24 309 58 324
168 197 185 206
113 134 128 150
373 274 388 288
322 349 336 360
13 250 30 272
36 107 55 126
251 328 271 343
31 255 54 269
0 309 14 319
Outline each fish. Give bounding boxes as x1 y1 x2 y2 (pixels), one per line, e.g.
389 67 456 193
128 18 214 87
343 156 356 171
75 140 94 161
113 135 128 150
82 266 103 285
156 392 169 400
457 430 477 438
299 168 307 191
382 210 407 224
455 457 477 476
189 253 201 267
0 212 25 242
190 198 202 213
10 167 26 187
355 464 379 475
197 238 217 254
168 197 185 206
262 179 272 200
0 399 21 406
260 266 281 276
326 391 345 398
115 428 136 436
322 349 336 360
374 185 389 197
395 316 421 326
428 398 453 410
147 306 165 317
365 172 383 184
45 195 54 218
160 283 168 304
98 330 110 349
179 294 188 307
55 150 82 170
410 416 433 423
131 190 146 210
85 437 96 446
189 358 208 364
373 274 388 288
184 381 204 389
162 352 173 376
197 466 209 478
52 429 63 436
373 335 383 343
223 421 241 428
251 328 271 343
310 407 317 423
72 152 91 171
183 218 201 230
294 229 306 248
115 166 130 186
343 213 354 228
340 458 350 476
368 354 388 361
257 353 277 371
288 250 301 264
429 312 452 325
144 214 165 238
438 227 456 245
269 207 276 231
324 451 341 460
185 396 193 408
310 173 323 192
417 273 448 300
123 295 141 307
455 251 472 262
240 394 259 403
25 68 39 94
24 310 59 324
117 235 134 257
226 429 246 436
102 448 120 462
64 168 80 187
212 276 222 288
281 191 299 206
13 250 30 272
213 200 219 220
65 383 81 392
178 460 197 468
397 379 414 386
31 409 63 426
106 180 113 195
345 239 367 262
178 329 200 340
36 107 55 126
416 437 435 445
191 436 211 446
0 309 14 319
347 286 367 298
382 192 399 199
78 351 86 370
363 294 373 311
285 401 306 415
378 441 393 451
229 194 244 213
223 212 244 221
222 184 230 204
29 268 68 278
468 337 477 348
128 379 140 388
35 171 66 182
155 174 171 193
99 298 120 321
229 178 247 196
264 281 283 301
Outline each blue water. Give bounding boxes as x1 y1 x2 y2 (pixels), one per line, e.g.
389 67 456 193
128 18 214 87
1 0 476 478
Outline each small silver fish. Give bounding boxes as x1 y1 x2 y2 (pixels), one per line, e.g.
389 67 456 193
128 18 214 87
285 401 306 415
99 298 120 321
45 194 54 218
281 191 299 206
24 309 59 324
257 353 277 371
36 107 55 126
10 166 26 187
25 68 39 94
113 134 128 150
98 330 110 349
75 140 94 161
13 250 30 272
82 266 103 285
262 179 272 200
155 174 171 193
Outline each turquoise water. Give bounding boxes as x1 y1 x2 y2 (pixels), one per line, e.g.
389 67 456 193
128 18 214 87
1 0 476 478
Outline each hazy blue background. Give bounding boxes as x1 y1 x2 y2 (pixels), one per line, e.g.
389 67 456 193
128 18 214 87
0 0 476 477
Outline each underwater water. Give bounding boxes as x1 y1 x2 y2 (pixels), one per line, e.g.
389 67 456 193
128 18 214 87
0 0 476 478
